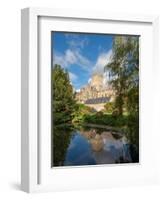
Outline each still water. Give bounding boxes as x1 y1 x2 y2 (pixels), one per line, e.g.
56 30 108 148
52 126 139 167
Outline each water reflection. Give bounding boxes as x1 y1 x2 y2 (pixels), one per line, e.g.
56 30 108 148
52 125 73 166
52 125 139 167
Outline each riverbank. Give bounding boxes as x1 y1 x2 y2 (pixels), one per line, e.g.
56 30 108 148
54 122 125 138
81 123 124 134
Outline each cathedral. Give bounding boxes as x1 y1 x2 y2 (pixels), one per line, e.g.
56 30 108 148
75 71 115 111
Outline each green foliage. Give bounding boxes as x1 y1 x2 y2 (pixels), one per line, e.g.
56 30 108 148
126 86 139 115
112 109 120 117
104 36 139 156
96 111 103 117
104 102 114 113
106 36 139 116
72 103 95 123
83 113 128 127
52 64 76 125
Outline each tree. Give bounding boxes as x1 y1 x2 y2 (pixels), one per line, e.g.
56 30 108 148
125 37 139 115
52 64 76 125
106 36 139 116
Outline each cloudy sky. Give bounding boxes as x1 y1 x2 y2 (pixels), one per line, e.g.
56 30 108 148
52 32 113 90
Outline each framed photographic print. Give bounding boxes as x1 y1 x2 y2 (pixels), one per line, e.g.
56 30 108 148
21 8 159 193
51 32 140 167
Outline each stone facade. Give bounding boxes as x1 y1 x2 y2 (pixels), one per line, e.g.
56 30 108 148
75 73 115 111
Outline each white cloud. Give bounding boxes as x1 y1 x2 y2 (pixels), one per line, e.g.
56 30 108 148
53 49 92 72
88 78 92 84
69 72 77 82
54 54 67 68
65 33 89 49
53 33 91 73
76 89 81 93
93 50 113 74
53 50 75 68
65 49 77 64
74 51 92 71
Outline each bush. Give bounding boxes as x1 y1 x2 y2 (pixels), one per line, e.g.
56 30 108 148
104 102 114 113
112 109 119 117
72 103 95 123
96 111 103 117
83 113 128 127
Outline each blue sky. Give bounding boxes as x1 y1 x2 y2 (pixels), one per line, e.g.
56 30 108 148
52 32 113 91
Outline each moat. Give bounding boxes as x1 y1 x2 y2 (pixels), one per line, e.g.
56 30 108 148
52 125 139 167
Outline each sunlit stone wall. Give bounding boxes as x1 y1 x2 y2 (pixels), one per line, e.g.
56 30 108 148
75 73 115 110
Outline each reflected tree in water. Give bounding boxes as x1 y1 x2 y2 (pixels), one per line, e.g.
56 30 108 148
52 126 73 166
125 113 139 162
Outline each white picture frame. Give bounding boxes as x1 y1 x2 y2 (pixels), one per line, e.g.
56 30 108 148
21 7 159 193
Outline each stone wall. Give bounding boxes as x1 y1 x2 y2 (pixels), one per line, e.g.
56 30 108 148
75 73 115 110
